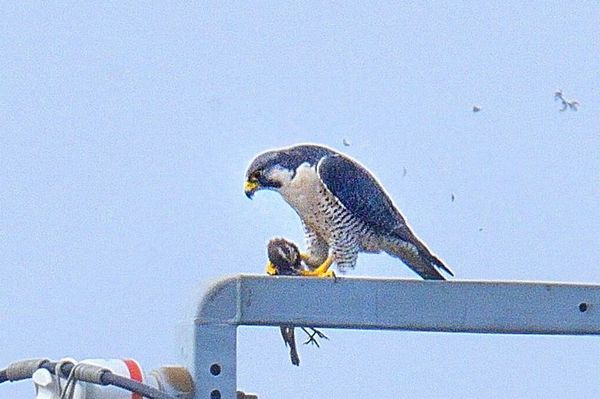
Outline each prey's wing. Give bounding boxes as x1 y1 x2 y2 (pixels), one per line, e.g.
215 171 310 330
280 326 300 366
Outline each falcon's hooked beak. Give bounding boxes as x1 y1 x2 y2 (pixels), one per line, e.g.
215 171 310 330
244 180 260 199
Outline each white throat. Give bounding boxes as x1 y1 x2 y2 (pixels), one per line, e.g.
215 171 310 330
277 163 322 213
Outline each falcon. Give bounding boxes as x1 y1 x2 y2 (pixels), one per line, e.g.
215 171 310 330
244 144 453 280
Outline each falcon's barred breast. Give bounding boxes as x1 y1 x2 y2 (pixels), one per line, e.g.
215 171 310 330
244 144 453 280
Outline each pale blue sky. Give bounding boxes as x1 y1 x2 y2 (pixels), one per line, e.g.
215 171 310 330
1 2 599 398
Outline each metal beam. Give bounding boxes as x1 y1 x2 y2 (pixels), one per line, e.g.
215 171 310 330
195 275 600 334
191 275 600 398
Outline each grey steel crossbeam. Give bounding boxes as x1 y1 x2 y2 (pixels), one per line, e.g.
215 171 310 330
190 275 600 399
196 275 600 334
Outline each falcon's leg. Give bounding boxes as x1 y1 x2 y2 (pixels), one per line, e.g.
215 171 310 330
301 223 329 268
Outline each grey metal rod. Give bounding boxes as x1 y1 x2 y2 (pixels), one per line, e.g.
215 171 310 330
191 274 600 398
195 275 600 335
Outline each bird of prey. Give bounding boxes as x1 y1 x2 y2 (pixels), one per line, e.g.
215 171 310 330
267 238 329 366
245 144 453 280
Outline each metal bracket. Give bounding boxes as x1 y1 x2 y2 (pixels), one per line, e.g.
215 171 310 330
190 275 600 398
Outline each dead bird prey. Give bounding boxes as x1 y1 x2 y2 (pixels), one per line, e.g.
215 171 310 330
267 237 329 366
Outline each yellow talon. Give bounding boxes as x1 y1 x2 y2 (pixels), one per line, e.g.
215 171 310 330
299 256 335 278
265 260 278 275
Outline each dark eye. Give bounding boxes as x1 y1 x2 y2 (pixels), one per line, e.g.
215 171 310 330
251 171 262 181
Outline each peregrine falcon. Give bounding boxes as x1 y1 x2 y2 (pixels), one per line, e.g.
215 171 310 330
245 144 453 280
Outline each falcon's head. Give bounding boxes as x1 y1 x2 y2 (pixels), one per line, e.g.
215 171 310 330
243 144 334 199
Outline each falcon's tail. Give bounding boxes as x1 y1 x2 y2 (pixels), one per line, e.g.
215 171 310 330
383 235 453 280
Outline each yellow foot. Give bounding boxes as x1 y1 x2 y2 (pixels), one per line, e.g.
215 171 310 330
265 260 278 276
299 256 335 278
